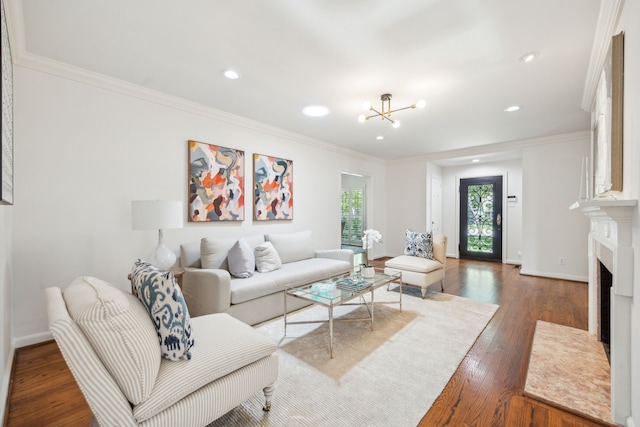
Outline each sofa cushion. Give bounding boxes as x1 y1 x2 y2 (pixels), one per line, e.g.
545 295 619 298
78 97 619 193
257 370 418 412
63 276 160 405
201 237 238 270
228 238 255 278
195 235 266 271
255 241 282 273
131 260 195 361
132 313 276 423
385 255 442 274
266 230 315 264
404 229 434 259
230 257 352 304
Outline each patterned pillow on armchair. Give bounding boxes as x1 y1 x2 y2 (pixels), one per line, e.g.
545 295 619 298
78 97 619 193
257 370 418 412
131 260 195 361
404 229 434 260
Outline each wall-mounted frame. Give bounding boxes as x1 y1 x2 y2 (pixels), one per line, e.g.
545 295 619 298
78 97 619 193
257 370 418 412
1 0 14 205
593 31 623 197
253 153 293 220
188 140 245 221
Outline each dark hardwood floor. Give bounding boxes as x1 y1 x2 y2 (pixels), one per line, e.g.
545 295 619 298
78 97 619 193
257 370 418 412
4 258 610 426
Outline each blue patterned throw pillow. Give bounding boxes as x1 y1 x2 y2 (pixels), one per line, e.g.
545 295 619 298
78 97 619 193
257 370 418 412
404 229 434 260
131 260 194 361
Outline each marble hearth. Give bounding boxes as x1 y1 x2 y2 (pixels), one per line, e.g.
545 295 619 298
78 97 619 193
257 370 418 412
571 199 636 425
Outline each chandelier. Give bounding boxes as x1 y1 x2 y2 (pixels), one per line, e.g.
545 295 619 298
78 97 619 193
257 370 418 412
358 93 426 128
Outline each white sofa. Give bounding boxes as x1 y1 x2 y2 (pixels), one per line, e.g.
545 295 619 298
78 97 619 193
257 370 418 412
384 234 448 298
46 276 278 426
180 230 354 325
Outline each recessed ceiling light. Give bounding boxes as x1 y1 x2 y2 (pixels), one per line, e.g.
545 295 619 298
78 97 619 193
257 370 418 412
223 69 239 80
472 159 480 163
376 136 384 140
504 105 521 112
302 105 330 117
520 52 538 63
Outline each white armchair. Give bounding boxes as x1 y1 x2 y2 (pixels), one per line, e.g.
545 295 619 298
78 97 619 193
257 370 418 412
384 234 448 298
45 276 278 426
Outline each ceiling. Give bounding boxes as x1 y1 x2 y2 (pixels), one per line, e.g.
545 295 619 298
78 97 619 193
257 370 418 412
13 0 601 163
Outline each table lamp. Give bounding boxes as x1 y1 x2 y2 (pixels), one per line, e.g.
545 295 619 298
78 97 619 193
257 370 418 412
132 200 183 270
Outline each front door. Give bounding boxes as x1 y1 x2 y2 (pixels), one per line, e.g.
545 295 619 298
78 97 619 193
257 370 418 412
459 176 503 262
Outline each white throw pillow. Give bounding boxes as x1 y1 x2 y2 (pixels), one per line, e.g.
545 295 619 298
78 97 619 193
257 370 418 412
254 241 282 273
228 238 255 278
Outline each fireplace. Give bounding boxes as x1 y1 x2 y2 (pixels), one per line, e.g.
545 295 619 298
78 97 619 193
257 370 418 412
571 199 636 425
598 261 612 361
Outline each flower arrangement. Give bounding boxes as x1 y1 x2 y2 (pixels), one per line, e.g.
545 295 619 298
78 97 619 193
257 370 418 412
361 229 382 266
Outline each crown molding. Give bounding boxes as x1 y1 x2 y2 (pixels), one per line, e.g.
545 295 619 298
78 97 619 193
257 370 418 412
4 1 383 165
581 0 625 112
16 51 385 162
388 130 591 165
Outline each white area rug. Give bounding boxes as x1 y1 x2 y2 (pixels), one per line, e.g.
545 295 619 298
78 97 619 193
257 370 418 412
210 287 498 426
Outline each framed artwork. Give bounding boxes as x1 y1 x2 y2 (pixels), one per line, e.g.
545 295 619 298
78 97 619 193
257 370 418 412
253 154 293 220
593 32 623 197
188 140 245 221
1 0 13 205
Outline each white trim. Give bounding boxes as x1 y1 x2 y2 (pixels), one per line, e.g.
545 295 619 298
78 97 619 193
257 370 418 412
581 0 625 111
2 0 384 166
504 259 522 265
519 269 588 283
13 331 53 349
389 131 590 165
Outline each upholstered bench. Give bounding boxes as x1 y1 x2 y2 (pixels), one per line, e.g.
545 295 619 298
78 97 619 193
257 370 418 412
384 234 447 298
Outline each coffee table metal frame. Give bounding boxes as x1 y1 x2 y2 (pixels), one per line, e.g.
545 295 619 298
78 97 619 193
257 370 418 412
284 269 402 358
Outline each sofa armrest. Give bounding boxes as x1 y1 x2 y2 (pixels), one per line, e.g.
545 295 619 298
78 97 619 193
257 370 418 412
181 268 232 317
315 249 354 266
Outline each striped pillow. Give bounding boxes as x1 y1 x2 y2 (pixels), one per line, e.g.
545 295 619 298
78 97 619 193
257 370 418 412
64 276 161 405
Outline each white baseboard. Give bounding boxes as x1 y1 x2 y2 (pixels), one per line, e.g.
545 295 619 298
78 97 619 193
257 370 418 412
519 269 588 283
13 331 53 349
504 259 522 265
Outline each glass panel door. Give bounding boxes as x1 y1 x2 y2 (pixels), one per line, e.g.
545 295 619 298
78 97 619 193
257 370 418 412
341 187 364 246
459 176 503 262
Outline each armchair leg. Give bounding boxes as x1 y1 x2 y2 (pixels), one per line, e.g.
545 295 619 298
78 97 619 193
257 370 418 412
440 280 444 292
263 384 274 411
421 288 427 298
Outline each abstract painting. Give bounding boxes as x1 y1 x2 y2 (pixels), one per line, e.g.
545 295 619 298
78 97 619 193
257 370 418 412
253 154 293 220
188 140 244 221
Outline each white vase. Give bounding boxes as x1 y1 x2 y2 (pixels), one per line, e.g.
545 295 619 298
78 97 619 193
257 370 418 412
362 266 375 278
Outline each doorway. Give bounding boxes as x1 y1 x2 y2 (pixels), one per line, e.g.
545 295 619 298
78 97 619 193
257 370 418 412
341 186 365 246
459 176 503 262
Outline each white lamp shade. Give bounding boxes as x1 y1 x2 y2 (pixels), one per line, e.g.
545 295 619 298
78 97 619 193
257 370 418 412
132 200 183 230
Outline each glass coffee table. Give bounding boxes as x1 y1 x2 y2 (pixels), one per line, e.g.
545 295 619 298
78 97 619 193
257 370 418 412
284 269 402 358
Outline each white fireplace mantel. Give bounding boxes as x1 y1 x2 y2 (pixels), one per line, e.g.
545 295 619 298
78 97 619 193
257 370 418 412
570 198 636 425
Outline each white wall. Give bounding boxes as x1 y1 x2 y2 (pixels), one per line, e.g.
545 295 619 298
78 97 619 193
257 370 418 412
441 159 523 263
385 161 428 256
521 135 590 281
11 66 387 341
